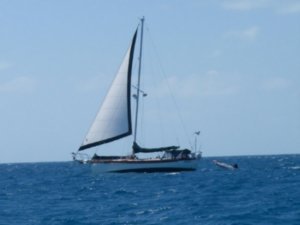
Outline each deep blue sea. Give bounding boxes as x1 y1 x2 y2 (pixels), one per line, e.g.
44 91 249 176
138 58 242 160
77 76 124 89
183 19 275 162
1 155 299 225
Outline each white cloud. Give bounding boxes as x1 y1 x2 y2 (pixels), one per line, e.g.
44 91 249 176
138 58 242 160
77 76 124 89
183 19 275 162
224 26 260 41
200 70 240 96
150 70 240 99
261 77 291 91
77 75 108 92
0 61 13 70
222 0 300 14
278 2 300 14
0 76 37 93
222 0 269 11
210 49 223 58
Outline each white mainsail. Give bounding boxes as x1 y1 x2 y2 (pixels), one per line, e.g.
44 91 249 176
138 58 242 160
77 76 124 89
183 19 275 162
79 30 137 151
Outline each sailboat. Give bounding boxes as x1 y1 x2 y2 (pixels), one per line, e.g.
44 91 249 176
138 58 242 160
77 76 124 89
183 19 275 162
73 18 201 172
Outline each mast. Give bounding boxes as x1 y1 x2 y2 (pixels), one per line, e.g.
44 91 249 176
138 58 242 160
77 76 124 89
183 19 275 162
133 17 145 147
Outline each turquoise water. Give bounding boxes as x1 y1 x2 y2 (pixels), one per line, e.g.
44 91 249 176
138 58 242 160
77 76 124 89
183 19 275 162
1 155 299 225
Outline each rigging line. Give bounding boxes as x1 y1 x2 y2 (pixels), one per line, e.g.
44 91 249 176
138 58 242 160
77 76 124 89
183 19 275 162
153 85 166 146
144 33 165 147
144 24 193 149
137 30 166 148
142 34 166 147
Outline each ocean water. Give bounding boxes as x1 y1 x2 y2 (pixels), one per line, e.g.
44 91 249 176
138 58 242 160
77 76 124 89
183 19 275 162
1 155 299 225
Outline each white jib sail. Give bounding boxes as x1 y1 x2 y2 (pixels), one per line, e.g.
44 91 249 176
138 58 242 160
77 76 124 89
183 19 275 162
79 31 137 151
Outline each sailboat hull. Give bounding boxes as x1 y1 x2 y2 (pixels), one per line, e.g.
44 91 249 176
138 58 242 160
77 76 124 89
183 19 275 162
89 159 199 173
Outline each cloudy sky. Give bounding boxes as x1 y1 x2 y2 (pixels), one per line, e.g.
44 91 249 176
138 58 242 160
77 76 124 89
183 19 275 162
1 0 299 163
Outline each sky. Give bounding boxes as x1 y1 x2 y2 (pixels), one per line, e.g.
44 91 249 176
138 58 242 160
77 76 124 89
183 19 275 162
0 0 299 163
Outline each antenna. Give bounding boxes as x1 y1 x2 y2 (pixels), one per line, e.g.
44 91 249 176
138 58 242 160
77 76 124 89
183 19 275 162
194 131 201 152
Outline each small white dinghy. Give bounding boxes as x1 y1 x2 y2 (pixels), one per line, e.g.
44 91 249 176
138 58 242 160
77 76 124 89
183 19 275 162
213 160 238 170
